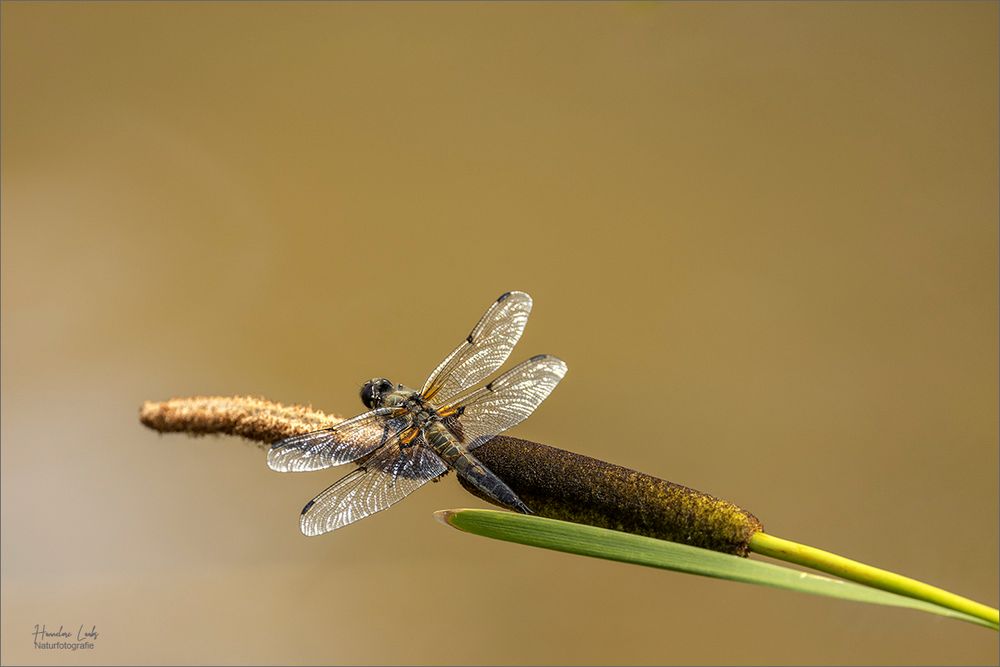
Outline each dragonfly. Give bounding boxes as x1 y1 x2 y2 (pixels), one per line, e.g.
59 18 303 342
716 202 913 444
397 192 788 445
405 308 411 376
267 291 567 536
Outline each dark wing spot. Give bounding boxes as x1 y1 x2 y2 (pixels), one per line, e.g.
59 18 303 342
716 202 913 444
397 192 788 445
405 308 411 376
497 291 512 302
466 333 475 344
530 353 550 362
485 382 494 391
301 499 316 515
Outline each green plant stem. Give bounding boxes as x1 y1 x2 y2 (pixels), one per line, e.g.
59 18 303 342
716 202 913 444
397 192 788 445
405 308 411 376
438 509 996 629
749 532 999 628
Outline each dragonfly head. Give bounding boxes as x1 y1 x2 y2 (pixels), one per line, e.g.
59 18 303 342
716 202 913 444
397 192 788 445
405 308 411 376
360 377 394 409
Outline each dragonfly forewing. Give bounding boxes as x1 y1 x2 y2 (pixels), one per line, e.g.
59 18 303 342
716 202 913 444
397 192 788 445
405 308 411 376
421 291 532 405
267 408 408 472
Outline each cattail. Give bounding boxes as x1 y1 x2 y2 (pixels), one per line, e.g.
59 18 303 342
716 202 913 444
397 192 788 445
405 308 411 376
140 395 762 556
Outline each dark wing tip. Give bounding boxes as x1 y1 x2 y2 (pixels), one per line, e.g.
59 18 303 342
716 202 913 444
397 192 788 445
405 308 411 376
498 290 531 303
529 353 568 368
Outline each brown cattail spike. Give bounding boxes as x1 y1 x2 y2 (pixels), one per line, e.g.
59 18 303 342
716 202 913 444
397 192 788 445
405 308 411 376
464 437 763 556
139 396 343 446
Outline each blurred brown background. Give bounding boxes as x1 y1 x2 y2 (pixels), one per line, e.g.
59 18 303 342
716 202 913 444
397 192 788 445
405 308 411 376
2 2 997 665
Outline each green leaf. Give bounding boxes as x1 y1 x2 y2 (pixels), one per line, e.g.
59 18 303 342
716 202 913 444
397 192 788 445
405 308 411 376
436 509 998 630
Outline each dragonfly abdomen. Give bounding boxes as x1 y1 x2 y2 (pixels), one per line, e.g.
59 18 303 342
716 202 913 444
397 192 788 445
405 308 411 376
423 421 465 465
423 422 530 514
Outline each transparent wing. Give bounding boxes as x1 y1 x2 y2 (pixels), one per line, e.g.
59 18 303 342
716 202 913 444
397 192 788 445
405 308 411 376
299 435 448 536
420 291 532 405
267 408 409 473
441 354 567 450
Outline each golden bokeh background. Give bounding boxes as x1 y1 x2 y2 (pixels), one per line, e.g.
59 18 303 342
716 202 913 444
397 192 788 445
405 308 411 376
2 2 997 664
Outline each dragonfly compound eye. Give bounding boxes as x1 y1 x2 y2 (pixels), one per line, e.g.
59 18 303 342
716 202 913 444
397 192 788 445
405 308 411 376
360 380 377 409
360 377 394 409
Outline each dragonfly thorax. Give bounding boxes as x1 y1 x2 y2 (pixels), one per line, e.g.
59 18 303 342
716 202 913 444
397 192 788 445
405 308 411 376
402 394 437 428
387 389 437 427
360 378 433 424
